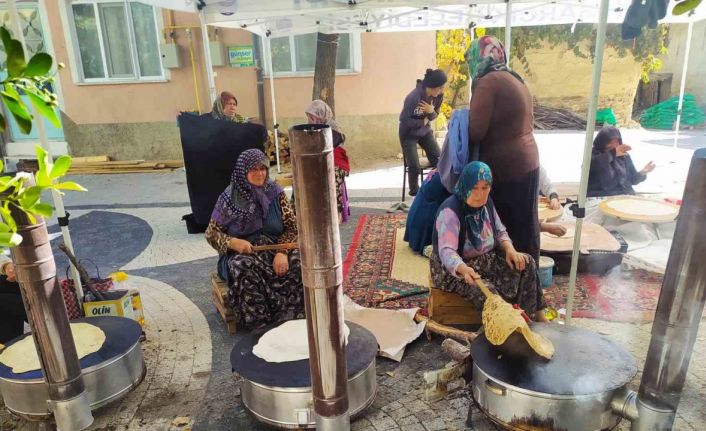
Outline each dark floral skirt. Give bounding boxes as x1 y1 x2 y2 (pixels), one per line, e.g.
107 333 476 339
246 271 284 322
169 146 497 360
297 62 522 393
429 249 546 315
219 238 305 329
290 167 349 222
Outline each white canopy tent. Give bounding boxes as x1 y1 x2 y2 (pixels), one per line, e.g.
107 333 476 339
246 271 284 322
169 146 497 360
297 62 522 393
151 0 706 322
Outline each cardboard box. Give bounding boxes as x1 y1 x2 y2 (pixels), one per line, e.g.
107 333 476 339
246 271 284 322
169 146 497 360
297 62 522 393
83 290 135 320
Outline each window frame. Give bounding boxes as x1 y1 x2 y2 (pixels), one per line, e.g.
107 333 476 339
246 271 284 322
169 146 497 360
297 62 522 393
262 32 362 78
62 0 167 84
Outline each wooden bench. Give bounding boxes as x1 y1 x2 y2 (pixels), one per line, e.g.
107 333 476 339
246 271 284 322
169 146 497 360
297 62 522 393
428 287 482 325
211 272 237 335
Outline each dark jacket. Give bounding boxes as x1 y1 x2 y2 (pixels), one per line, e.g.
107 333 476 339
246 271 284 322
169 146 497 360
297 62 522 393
587 127 646 197
399 82 443 139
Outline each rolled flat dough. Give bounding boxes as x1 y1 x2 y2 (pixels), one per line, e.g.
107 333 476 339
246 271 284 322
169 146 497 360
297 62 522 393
542 227 575 239
606 198 675 217
253 319 350 363
0 322 106 374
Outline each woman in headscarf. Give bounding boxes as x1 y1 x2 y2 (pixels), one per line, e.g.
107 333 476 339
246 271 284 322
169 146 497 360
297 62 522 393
399 68 447 196
466 36 541 262
404 169 451 255
587 126 655 197
211 91 248 123
305 100 351 222
205 149 304 329
430 162 548 322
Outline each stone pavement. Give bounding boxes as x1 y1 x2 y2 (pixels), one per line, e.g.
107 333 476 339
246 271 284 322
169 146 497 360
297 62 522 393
2 163 705 430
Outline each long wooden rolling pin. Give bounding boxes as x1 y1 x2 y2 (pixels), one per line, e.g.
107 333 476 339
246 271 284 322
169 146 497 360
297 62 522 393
251 242 298 252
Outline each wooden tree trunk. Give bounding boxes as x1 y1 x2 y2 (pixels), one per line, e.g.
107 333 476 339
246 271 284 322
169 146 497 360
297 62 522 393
312 33 339 113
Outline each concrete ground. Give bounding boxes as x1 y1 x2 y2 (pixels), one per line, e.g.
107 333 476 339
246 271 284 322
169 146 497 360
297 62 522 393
1 129 705 430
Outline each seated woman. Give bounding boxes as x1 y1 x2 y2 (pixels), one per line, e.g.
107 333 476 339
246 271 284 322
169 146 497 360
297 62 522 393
404 169 451 255
587 126 655 197
206 149 304 329
0 256 27 344
430 162 548 322
211 91 248 123
305 100 351 222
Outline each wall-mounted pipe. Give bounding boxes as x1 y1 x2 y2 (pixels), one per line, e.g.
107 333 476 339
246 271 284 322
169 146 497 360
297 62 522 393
289 124 350 431
613 148 706 430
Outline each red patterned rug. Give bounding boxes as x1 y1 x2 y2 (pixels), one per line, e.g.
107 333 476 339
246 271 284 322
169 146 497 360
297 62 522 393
544 269 664 323
343 214 429 310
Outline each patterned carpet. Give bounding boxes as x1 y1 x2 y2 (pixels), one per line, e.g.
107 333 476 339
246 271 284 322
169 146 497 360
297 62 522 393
343 214 429 310
343 214 667 323
545 269 664 323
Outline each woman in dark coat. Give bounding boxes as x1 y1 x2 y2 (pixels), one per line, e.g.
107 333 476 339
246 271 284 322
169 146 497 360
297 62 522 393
587 126 655 197
404 170 451 254
467 36 541 262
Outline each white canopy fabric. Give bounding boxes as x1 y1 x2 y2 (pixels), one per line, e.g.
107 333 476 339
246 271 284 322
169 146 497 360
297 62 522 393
153 0 706 36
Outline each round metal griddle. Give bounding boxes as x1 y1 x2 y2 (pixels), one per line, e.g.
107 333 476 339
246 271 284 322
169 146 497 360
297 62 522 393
231 321 378 429
0 316 146 420
470 323 638 431
471 323 637 396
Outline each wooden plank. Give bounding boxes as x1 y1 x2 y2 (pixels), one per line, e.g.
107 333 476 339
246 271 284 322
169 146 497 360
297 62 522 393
72 156 110 163
67 168 176 174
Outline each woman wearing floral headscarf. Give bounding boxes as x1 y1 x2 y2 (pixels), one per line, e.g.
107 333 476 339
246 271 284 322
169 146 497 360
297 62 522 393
305 99 351 222
205 149 304 328
430 162 547 322
211 91 248 123
466 36 541 263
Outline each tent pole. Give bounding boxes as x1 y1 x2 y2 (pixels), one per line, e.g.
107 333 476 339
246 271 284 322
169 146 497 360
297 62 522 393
505 0 512 67
565 0 609 325
673 20 694 148
199 9 217 105
264 35 282 173
7 0 83 300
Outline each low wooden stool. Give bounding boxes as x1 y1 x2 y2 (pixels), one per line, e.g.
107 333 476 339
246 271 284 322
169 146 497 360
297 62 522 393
428 287 482 325
211 272 237 335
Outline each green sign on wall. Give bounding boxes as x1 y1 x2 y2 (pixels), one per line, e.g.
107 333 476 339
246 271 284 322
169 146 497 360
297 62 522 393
228 45 255 68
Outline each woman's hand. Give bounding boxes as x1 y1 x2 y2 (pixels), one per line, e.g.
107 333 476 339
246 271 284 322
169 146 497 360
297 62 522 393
456 264 480 286
273 252 289 276
505 249 528 272
228 238 253 254
417 100 435 115
640 160 656 175
549 197 561 210
543 223 567 237
615 144 632 157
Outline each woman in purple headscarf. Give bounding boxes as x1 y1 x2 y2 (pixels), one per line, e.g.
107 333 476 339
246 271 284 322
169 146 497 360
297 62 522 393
206 149 304 329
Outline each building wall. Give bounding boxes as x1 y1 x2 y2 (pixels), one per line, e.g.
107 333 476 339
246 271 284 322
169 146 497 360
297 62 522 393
659 21 706 107
44 1 435 162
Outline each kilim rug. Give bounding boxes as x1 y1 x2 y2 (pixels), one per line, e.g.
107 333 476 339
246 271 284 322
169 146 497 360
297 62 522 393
543 268 664 323
343 214 430 310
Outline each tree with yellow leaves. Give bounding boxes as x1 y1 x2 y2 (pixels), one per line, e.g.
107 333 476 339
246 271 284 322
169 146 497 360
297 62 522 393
435 30 472 126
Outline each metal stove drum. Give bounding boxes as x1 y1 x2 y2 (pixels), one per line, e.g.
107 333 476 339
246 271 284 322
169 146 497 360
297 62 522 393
470 323 637 431
0 316 146 420
231 321 378 429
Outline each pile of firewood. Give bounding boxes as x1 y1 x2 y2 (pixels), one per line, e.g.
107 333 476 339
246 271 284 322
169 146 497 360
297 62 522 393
67 156 183 174
533 104 587 130
265 130 291 166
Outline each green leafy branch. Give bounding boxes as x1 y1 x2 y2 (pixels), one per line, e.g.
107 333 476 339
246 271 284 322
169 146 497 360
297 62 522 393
0 27 85 248
0 146 86 247
1 26 62 134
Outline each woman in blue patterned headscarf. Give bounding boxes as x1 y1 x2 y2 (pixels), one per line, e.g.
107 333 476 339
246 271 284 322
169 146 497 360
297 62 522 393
205 149 304 328
430 162 548 322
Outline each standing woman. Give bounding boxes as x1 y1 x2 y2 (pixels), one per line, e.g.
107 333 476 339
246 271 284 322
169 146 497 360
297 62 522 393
467 36 541 262
211 91 248 123
399 69 447 196
305 100 351 222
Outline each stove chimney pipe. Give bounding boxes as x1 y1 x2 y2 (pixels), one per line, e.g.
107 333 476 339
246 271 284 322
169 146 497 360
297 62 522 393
8 179 93 431
616 148 706 430
289 124 350 431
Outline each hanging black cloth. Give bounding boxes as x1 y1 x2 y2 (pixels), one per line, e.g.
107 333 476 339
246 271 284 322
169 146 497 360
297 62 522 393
622 0 668 40
178 113 266 232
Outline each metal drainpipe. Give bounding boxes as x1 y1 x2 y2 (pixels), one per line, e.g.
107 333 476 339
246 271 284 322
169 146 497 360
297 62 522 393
252 34 267 125
7 178 93 431
289 124 350 431
612 148 706 430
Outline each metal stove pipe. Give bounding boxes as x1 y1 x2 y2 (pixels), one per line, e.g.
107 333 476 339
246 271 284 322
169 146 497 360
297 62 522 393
289 124 350 431
617 148 706 430
8 182 93 430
